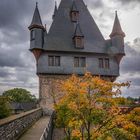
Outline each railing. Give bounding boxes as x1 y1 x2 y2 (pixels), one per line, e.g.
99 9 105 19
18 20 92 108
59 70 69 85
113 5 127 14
40 112 55 140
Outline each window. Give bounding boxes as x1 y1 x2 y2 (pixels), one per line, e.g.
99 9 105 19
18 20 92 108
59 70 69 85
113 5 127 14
31 30 35 40
48 56 60 66
74 57 79 67
75 37 84 48
105 58 110 69
55 56 60 66
71 11 79 22
99 58 104 68
74 57 86 67
99 58 110 69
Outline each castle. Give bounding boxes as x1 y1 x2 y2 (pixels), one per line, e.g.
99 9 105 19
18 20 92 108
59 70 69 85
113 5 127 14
28 0 125 113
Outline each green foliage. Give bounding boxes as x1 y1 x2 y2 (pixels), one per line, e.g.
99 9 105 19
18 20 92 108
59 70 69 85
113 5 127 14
3 88 37 103
0 96 11 119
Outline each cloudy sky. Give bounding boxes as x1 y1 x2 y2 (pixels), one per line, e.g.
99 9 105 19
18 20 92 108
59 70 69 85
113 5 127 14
0 0 140 98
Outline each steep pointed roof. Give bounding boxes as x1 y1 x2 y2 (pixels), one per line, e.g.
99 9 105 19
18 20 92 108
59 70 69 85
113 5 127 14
110 11 125 38
44 0 105 53
29 2 44 30
52 1 58 19
71 1 78 12
74 23 84 37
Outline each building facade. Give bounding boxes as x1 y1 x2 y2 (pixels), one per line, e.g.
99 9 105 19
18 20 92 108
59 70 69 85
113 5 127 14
28 0 125 113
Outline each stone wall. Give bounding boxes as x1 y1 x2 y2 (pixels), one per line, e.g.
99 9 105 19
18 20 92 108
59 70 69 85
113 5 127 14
38 74 115 115
0 108 42 140
39 75 69 115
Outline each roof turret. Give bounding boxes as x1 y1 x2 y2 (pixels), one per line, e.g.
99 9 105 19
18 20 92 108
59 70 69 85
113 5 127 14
28 2 44 30
110 11 125 38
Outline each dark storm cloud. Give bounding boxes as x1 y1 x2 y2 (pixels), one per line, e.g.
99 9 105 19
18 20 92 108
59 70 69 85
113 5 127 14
0 0 54 44
118 38 140 97
116 0 140 4
0 0 139 98
120 39 140 74
85 0 104 9
112 0 140 8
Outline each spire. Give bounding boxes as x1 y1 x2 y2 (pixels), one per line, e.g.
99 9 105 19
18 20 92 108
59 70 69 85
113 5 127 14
52 1 58 20
28 2 44 30
74 23 84 37
110 11 125 38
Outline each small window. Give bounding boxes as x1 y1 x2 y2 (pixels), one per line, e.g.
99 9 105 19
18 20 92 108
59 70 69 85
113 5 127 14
31 30 35 40
74 57 86 67
48 56 60 66
105 58 110 69
80 57 86 67
99 58 110 69
71 11 79 22
75 37 84 49
74 57 79 67
48 56 54 66
99 58 104 68
55 56 60 66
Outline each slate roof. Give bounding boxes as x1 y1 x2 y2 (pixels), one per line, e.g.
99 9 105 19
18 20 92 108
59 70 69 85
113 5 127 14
29 2 44 29
74 23 84 37
11 102 37 111
43 0 106 53
110 11 125 38
71 0 78 12
52 1 58 20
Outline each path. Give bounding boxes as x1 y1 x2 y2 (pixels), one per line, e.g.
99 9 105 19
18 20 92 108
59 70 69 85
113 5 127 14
19 116 50 140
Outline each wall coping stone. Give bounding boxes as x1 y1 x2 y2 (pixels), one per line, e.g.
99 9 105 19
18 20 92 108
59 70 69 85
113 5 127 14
0 108 42 126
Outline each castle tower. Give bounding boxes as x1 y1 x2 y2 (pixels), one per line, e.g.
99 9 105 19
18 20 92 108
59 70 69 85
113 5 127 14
29 0 125 114
28 2 45 62
110 11 125 65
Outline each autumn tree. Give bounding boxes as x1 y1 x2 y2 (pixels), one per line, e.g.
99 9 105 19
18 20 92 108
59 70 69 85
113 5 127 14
54 73 139 140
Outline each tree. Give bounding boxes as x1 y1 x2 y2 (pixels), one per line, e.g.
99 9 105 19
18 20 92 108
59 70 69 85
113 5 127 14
3 88 37 103
54 73 139 140
0 96 11 119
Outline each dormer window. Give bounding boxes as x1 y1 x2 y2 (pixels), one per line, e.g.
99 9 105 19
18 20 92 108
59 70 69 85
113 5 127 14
74 36 84 48
70 1 79 22
71 11 79 22
73 23 84 49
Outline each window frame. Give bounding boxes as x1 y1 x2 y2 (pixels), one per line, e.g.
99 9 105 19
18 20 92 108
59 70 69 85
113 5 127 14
74 57 86 68
71 11 79 22
99 58 110 69
105 58 110 69
99 58 104 68
48 56 60 67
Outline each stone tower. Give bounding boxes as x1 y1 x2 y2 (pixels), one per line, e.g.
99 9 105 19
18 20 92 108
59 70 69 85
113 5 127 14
28 0 125 114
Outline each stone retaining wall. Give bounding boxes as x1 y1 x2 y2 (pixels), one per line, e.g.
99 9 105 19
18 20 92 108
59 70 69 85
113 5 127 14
0 108 42 140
